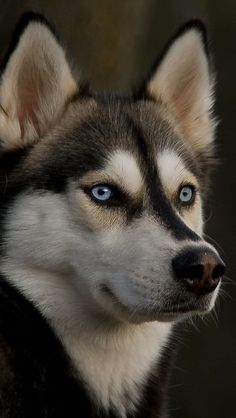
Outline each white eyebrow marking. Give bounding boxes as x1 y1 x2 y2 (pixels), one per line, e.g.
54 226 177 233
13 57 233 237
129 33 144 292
105 150 143 195
157 150 203 235
157 150 195 193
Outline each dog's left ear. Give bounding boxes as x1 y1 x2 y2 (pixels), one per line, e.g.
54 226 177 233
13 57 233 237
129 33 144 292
145 21 215 154
0 13 77 151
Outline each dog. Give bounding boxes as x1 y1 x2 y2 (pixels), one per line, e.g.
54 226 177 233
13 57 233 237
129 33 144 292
0 12 225 418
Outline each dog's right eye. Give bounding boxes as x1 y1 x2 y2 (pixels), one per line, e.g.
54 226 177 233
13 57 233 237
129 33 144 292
83 184 119 205
90 185 113 202
178 185 196 206
83 184 127 207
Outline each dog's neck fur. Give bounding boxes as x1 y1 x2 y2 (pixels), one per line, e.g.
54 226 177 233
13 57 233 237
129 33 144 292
1 258 171 417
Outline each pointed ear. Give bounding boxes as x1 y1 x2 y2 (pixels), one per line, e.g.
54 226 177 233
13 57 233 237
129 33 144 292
0 13 77 150
146 21 215 153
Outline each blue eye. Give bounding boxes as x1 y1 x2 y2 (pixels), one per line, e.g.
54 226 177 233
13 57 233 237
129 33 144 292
179 185 195 205
90 184 113 202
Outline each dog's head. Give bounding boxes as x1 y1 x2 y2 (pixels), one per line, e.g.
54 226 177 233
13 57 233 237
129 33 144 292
0 14 225 324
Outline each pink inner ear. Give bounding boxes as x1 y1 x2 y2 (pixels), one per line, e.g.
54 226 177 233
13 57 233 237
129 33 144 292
18 103 41 140
16 72 43 140
0 19 78 150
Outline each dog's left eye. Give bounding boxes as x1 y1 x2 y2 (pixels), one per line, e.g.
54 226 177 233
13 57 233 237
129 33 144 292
178 185 195 205
90 184 113 202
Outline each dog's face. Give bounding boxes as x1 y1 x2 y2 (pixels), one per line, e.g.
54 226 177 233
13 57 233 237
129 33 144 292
0 15 225 324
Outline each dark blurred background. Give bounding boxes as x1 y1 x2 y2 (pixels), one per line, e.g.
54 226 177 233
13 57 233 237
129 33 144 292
0 1 235 417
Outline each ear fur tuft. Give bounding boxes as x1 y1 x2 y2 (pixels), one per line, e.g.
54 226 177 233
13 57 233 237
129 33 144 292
144 20 215 154
0 12 77 151
0 12 57 74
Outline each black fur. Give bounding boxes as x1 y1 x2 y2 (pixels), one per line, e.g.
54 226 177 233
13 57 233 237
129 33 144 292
127 118 200 241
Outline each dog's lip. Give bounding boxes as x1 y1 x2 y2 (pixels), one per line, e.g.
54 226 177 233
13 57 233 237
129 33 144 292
99 285 207 320
157 307 196 320
161 304 198 314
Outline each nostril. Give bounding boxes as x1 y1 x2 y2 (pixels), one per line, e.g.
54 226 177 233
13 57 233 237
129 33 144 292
172 251 204 281
212 263 225 279
181 264 204 280
174 263 205 282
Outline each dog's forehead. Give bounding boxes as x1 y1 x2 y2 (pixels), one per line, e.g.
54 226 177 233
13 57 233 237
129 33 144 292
91 98 189 176
67 96 179 157
68 97 195 188
95 96 176 150
20 96 193 188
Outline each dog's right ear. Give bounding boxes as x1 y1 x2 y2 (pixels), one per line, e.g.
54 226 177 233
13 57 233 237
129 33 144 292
0 13 77 151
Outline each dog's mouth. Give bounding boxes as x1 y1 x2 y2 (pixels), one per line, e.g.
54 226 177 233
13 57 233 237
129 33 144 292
152 304 204 322
98 284 213 323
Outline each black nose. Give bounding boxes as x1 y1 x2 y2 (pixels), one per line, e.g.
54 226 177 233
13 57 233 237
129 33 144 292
172 248 225 295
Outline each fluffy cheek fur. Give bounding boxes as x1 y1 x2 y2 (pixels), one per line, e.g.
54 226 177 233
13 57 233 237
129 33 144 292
74 189 126 231
71 218 180 318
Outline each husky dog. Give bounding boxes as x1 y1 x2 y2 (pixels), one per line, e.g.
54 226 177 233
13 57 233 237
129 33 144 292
0 12 225 418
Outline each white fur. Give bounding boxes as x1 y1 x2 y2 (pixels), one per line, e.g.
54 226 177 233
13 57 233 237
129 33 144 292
3 257 171 415
157 150 195 194
157 149 203 235
1 191 171 415
58 320 170 415
106 151 143 195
